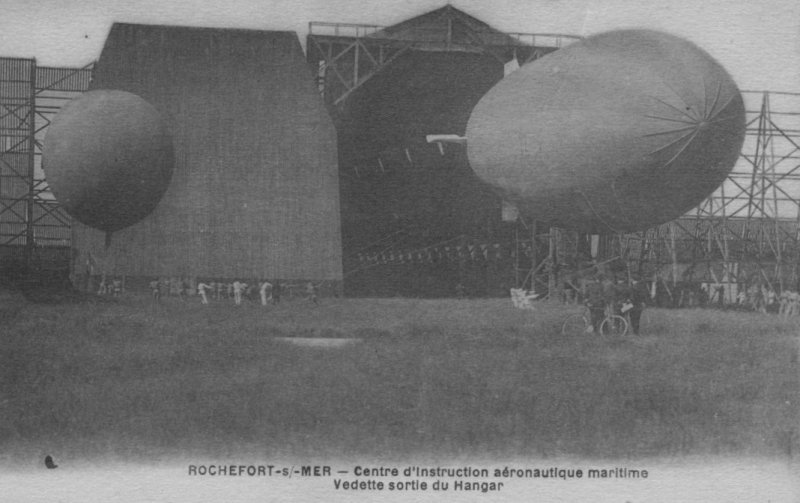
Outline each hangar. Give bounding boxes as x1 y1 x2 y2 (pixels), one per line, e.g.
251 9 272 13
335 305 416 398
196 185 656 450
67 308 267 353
1 6 798 302
42 24 343 291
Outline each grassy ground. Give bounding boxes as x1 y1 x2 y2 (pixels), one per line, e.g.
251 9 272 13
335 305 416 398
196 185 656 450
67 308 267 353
0 289 797 464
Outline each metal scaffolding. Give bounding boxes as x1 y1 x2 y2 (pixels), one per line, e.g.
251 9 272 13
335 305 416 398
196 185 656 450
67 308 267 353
530 90 800 301
635 91 800 296
0 57 92 266
307 11 580 109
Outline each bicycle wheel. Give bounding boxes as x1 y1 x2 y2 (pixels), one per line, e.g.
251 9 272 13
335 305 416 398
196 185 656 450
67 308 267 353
561 314 589 336
600 315 629 336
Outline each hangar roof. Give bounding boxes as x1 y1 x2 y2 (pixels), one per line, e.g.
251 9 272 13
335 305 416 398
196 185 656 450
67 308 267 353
367 5 523 49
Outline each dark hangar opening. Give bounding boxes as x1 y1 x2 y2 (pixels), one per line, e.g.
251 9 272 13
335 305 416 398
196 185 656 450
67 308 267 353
307 5 577 297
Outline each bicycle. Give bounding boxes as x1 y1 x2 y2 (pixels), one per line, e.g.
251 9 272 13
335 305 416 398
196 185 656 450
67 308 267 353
561 305 629 336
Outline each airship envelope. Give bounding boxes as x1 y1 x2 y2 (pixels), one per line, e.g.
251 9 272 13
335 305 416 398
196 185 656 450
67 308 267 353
43 90 174 233
466 29 746 233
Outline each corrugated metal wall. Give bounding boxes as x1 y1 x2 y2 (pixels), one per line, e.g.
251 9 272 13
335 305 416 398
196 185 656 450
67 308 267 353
71 24 342 281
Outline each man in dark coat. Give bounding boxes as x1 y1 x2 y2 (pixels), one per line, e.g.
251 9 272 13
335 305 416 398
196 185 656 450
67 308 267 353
585 277 606 333
626 278 650 335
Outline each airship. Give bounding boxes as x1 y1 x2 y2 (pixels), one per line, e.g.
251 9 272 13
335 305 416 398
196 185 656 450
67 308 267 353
42 90 174 233
436 29 746 233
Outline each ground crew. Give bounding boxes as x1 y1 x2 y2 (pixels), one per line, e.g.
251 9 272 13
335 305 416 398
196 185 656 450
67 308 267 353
232 280 247 305
585 277 605 333
197 281 213 305
272 281 282 304
97 276 108 295
259 281 273 306
626 278 650 335
112 278 122 296
306 282 319 305
150 279 160 301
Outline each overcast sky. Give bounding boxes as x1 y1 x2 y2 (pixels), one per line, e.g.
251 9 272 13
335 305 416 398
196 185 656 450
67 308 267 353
1 0 798 93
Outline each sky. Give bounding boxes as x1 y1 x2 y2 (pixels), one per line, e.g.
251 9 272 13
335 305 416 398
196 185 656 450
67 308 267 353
1 0 798 93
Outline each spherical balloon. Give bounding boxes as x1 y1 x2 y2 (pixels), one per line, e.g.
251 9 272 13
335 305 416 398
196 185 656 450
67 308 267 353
466 29 746 233
43 90 174 232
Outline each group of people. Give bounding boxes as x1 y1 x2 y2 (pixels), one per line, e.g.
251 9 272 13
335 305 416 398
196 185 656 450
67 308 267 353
584 276 650 335
96 276 123 297
145 277 194 300
149 278 289 306
733 284 778 313
720 283 799 316
778 289 800 319
88 274 325 306
193 280 271 305
151 278 323 307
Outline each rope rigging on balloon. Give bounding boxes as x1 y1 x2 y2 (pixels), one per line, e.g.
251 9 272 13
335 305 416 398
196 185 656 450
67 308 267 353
575 188 626 235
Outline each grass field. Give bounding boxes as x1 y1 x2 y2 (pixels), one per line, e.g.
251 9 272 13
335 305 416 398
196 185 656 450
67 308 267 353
1 289 797 466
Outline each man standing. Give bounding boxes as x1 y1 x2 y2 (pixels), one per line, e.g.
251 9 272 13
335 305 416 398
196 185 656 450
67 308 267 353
150 279 161 301
97 276 108 295
779 289 792 319
601 275 617 316
232 280 246 305
786 290 800 318
179 278 189 301
627 278 650 335
306 282 319 305
112 278 122 297
585 277 605 334
197 280 213 305
272 280 282 304
259 280 273 306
